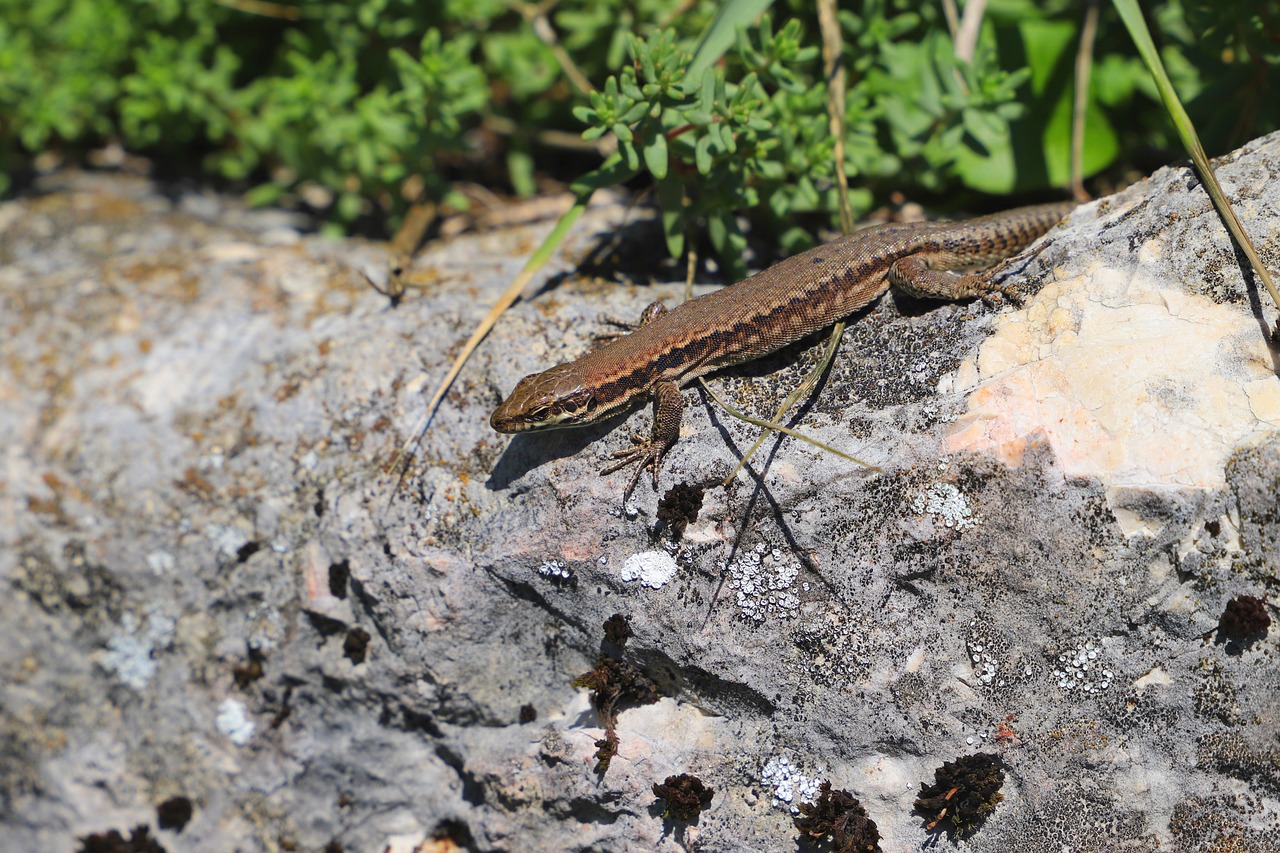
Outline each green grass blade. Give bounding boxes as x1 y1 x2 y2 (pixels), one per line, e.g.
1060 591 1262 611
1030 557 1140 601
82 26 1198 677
699 376 882 474
386 157 637 495
687 0 775 79
1111 0 1280 312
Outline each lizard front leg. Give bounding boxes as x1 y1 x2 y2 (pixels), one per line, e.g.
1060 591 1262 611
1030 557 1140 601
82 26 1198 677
600 380 684 503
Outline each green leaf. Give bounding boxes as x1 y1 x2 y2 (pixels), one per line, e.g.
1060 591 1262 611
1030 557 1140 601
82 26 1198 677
620 139 640 171
1016 18 1118 186
643 129 668 180
688 0 775 79
695 134 715 174
507 147 536 198
621 101 650 124
244 182 287 207
718 120 736 154
337 192 364 222
569 154 638 195
657 174 685 258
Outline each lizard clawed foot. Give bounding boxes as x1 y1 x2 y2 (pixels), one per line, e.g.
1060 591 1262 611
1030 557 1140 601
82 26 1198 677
592 301 668 349
591 317 636 349
601 432 667 504
978 236 1053 307
980 281 1025 308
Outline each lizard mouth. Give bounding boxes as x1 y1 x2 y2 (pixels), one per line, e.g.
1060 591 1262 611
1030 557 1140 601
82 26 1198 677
490 398 596 433
489 402 533 433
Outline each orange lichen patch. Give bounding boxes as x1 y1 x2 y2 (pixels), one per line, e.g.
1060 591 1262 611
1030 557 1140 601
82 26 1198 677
118 261 201 302
992 714 1020 746
38 472 89 505
83 190 147 221
415 821 474 853
275 378 302 402
176 467 215 498
26 495 65 521
1045 718 1113 753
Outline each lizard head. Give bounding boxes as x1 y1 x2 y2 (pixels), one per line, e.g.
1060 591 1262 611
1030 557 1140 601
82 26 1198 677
491 363 601 432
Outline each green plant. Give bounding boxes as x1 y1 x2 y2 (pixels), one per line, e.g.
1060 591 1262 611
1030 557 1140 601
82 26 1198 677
1 0 1277 239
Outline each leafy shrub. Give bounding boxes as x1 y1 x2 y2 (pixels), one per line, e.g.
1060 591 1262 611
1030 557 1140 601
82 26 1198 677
1 0 1276 254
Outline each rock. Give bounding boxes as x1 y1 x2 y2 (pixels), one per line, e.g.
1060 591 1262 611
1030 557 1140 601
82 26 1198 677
2 128 1279 851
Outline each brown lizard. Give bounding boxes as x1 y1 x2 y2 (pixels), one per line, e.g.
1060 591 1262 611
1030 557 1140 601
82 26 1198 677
490 202 1074 500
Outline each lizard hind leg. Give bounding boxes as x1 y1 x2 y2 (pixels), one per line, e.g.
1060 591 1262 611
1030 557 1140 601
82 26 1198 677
888 240 1053 307
592 300 669 348
886 255 1013 302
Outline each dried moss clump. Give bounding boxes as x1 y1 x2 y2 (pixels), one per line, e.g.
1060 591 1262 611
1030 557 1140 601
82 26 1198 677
572 615 659 772
78 825 167 853
155 796 193 831
794 781 881 852
603 613 633 646
657 483 704 536
653 773 715 823
914 753 1005 838
1217 595 1270 643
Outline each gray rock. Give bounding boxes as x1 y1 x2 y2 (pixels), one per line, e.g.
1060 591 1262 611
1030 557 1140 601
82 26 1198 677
2 131 1279 852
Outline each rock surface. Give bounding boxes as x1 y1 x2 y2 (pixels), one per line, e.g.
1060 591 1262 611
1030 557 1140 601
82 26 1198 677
3 133 1280 852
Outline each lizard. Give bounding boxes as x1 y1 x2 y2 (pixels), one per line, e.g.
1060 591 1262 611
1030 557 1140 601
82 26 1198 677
490 201 1074 501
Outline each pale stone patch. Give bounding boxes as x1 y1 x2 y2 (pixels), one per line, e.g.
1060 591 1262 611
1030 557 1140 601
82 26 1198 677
945 260 1280 530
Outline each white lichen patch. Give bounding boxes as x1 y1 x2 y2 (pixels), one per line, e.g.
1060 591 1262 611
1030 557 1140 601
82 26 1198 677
760 756 823 813
964 619 1020 688
968 644 998 685
216 697 255 745
537 560 572 580
727 543 801 621
1051 638 1114 694
911 482 981 530
205 522 252 558
100 607 176 690
245 603 284 652
620 551 678 589
145 551 175 575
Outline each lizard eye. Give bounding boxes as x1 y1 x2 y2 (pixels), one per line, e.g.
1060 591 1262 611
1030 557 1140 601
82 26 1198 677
557 389 596 419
